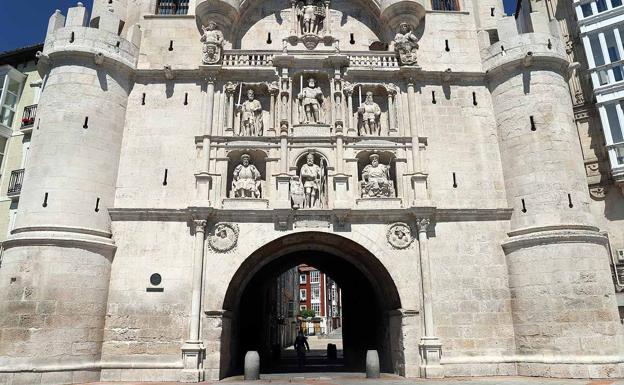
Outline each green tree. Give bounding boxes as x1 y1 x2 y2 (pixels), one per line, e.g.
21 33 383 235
300 309 316 318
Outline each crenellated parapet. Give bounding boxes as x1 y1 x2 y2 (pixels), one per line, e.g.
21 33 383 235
481 2 567 74
40 3 141 72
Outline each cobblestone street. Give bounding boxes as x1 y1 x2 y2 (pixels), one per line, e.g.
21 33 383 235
86 376 624 385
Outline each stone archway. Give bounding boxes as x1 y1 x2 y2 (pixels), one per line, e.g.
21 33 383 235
219 231 404 378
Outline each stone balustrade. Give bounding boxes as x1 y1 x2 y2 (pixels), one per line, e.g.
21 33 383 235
222 51 277 67
220 50 400 69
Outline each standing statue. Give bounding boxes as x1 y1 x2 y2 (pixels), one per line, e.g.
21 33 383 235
298 77 324 124
358 91 382 136
393 23 419 65
361 153 395 198
237 89 263 136
299 153 323 208
297 0 326 35
231 154 262 198
201 21 224 64
290 176 305 209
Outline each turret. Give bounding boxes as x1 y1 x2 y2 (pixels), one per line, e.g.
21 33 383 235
0 3 139 384
485 0 624 376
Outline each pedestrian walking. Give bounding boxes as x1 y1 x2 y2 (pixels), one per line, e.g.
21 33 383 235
294 331 310 369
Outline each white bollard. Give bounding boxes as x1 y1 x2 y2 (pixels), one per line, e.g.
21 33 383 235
366 349 380 379
244 351 260 380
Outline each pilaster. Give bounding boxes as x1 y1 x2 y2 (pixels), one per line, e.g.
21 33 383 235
416 218 443 379
181 219 208 382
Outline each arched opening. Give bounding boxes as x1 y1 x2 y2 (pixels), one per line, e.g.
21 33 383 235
220 232 403 378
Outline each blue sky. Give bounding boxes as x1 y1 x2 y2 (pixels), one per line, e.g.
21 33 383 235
0 0 94 52
0 0 516 53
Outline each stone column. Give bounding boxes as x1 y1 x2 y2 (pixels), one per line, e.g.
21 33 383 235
268 82 279 136
290 0 298 35
387 89 397 135
324 0 331 34
204 77 216 171
276 69 292 208
224 81 237 134
406 79 428 204
416 218 443 379
345 86 355 135
181 219 208 382
194 76 216 205
406 80 421 171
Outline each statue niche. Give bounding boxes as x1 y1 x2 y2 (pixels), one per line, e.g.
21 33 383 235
227 151 266 199
234 85 270 136
348 84 394 136
295 75 329 128
358 152 396 198
291 152 328 209
358 91 382 136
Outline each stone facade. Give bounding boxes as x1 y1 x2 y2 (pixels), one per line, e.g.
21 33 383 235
1 0 624 384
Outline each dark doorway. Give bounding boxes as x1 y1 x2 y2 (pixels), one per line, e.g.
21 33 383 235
220 232 403 378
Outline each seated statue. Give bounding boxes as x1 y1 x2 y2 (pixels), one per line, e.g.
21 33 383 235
361 153 395 198
231 154 261 198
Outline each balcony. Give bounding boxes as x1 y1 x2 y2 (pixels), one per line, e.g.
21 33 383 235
20 104 37 132
7 168 24 198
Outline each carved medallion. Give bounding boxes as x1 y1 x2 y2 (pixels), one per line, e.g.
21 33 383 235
208 223 239 252
589 186 607 200
301 34 322 50
386 222 413 249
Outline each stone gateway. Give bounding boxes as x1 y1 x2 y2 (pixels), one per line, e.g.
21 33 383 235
0 0 623 384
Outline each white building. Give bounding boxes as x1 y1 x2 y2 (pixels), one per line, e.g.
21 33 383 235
576 0 624 186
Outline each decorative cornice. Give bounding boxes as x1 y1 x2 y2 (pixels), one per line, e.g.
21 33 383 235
502 226 608 253
108 206 513 223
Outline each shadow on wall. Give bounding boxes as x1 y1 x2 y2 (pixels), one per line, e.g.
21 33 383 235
604 186 624 221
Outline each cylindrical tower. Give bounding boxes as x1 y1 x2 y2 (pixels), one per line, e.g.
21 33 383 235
0 4 138 384
485 3 624 377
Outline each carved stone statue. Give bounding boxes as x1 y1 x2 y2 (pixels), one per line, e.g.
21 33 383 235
299 153 323 208
361 153 395 198
298 77 324 124
358 91 382 136
231 154 261 198
237 89 263 136
290 176 305 209
393 23 419 65
297 0 326 35
201 21 224 64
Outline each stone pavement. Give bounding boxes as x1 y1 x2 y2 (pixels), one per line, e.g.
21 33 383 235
84 375 624 385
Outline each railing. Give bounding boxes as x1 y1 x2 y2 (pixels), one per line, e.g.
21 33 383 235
221 51 400 69
432 0 460 11
21 104 37 128
592 60 624 87
7 169 24 197
222 52 276 67
607 141 624 165
349 53 399 68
